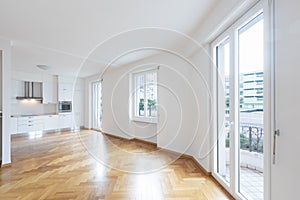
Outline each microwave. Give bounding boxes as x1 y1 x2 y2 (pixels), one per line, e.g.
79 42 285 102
58 101 72 113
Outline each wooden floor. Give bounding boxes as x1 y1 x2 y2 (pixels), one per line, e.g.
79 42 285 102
0 130 233 200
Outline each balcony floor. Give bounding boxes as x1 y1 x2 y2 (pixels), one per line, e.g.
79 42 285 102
224 166 263 200
240 167 263 200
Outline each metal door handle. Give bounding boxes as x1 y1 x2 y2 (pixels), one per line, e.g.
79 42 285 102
273 129 280 164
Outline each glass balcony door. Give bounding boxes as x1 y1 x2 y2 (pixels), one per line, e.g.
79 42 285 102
216 38 231 184
213 7 265 200
238 13 264 200
92 81 102 130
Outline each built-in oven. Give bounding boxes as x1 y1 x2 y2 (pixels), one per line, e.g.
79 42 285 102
58 101 72 113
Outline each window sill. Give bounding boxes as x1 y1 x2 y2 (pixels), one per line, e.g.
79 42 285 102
131 117 158 124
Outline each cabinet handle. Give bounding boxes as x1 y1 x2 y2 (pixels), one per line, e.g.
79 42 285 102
273 129 280 164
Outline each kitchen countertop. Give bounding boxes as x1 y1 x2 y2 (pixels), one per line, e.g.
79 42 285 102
11 113 59 118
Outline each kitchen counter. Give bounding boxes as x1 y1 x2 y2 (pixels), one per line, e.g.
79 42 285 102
11 113 59 118
11 112 75 134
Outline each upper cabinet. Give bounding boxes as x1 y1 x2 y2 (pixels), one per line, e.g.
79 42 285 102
11 79 23 103
11 71 58 104
43 75 58 104
58 76 74 101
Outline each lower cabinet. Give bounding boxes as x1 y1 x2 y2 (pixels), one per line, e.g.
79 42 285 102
16 116 45 133
11 113 76 134
11 117 18 134
58 113 72 129
44 115 59 130
17 123 44 133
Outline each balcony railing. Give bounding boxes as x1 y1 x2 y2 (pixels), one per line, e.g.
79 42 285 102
226 123 264 153
240 124 263 153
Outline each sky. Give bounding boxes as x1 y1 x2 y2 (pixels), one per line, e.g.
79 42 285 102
239 18 264 73
223 18 264 75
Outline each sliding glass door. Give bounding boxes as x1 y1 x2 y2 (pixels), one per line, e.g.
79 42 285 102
213 6 265 200
92 81 102 130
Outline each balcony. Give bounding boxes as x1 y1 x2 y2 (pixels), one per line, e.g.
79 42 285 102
223 122 264 199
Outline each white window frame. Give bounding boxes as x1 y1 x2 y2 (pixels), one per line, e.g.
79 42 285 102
130 68 158 123
211 1 271 200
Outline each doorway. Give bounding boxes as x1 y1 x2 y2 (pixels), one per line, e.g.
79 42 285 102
92 81 102 130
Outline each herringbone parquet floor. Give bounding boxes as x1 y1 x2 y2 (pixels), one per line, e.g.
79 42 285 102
0 130 233 200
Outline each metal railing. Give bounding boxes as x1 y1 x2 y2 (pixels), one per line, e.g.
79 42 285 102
240 124 264 153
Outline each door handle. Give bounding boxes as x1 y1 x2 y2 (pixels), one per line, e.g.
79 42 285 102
273 129 280 164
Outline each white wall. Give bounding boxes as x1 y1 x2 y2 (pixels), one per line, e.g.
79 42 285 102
11 103 56 116
271 0 300 199
101 65 157 143
184 45 213 170
96 48 212 169
0 38 12 165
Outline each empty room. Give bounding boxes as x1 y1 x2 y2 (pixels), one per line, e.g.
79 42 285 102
0 0 299 199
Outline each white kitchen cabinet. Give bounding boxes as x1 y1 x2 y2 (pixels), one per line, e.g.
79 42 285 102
58 76 74 101
17 116 45 133
11 79 24 104
58 76 84 126
73 112 81 129
43 75 58 104
58 113 72 129
12 114 74 134
44 115 59 130
58 83 73 101
73 90 84 126
10 117 18 134
72 78 84 127
17 124 44 133
17 124 30 133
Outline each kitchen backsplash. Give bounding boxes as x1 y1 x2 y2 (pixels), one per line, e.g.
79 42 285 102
11 101 57 115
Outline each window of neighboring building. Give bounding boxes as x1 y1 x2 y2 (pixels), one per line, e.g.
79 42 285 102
131 69 157 123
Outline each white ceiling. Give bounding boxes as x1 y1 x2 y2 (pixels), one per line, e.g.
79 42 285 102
0 0 218 77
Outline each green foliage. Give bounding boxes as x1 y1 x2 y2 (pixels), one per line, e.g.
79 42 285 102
225 97 244 108
240 133 263 153
226 137 230 148
225 132 263 153
139 99 157 115
147 99 156 109
139 99 144 111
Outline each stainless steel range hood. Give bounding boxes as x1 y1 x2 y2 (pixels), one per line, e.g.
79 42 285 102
16 81 43 101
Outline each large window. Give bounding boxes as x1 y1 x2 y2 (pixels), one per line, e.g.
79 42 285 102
132 69 157 123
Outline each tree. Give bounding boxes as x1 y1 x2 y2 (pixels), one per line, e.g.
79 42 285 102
147 99 156 116
139 99 144 116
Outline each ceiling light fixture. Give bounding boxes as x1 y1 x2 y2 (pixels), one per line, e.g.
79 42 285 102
36 64 51 70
